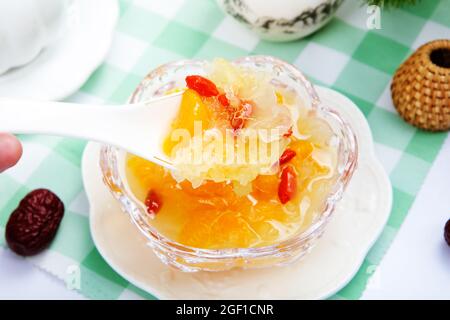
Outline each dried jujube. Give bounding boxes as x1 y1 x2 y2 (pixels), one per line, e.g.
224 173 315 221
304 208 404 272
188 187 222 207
5 189 64 256
445 219 450 247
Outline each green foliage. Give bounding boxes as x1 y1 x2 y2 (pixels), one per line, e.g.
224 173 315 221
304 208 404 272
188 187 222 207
363 0 418 8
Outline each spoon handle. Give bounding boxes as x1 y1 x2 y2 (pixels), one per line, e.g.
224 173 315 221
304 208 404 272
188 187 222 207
0 98 124 143
0 94 182 167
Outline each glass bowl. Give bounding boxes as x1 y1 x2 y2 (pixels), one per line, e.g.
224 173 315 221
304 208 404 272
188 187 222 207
100 56 358 272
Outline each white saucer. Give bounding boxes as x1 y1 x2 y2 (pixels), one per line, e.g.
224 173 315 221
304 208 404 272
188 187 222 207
82 87 392 299
0 0 119 101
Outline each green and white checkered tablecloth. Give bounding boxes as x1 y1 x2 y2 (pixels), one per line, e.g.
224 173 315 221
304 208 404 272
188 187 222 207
0 0 449 299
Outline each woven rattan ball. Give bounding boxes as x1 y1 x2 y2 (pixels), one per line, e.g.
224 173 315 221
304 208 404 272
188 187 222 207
391 39 450 131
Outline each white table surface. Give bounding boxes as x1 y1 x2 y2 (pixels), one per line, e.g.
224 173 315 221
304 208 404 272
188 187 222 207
0 134 449 300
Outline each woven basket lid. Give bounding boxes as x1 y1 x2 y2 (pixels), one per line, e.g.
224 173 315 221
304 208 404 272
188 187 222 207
391 39 450 131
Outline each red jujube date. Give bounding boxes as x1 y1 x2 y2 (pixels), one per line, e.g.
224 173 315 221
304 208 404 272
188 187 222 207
5 189 64 256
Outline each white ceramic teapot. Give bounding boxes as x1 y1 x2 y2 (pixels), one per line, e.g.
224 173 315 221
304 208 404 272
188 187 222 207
0 0 68 75
217 0 344 42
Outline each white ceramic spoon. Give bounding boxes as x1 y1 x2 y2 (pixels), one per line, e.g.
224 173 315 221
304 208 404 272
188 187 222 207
0 94 183 169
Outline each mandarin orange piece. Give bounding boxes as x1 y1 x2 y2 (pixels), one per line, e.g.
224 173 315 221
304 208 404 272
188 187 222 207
252 174 279 201
163 89 211 155
179 218 212 248
289 139 313 161
211 212 259 248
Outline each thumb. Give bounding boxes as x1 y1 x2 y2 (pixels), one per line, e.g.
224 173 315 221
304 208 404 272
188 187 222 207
0 133 22 173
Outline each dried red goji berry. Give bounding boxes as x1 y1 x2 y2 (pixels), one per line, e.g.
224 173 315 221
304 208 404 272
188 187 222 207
185 75 219 97
279 148 296 166
278 166 297 204
218 93 230 107
5 189 64 256
145 190 162 216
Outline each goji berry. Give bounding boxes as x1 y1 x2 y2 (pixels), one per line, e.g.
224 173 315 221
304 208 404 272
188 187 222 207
145 190 162 216
278 166 297 204
218 93 230 107
279 148 296 165
185 75 219 97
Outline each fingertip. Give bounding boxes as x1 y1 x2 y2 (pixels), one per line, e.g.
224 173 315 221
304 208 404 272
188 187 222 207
0 133 23 172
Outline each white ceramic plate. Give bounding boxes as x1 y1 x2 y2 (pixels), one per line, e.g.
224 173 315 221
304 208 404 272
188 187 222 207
82 86 392 299
0 0 119 101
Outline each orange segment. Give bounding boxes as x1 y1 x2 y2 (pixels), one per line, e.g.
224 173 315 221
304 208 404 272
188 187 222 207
178 211 215 248
251 174 279 201
163 89 211 155
289 139 314 163
211 212 259 248
127 156 168 194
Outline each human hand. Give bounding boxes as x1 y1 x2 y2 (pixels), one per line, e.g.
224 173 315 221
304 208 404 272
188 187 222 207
0 133 22 173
